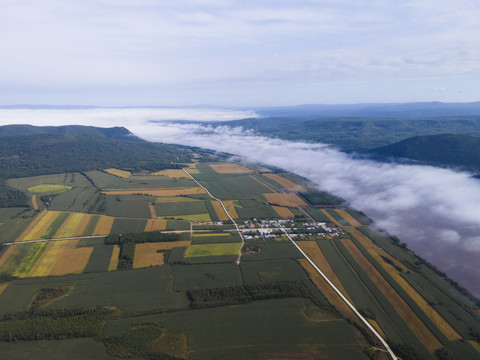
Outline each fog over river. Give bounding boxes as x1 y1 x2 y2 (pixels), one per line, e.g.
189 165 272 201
3 108 480 296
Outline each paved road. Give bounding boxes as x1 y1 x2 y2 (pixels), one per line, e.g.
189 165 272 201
280 226 397 360
183 169 245 265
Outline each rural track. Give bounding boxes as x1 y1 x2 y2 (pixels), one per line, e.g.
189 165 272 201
183 169 245 264
280 226 397 360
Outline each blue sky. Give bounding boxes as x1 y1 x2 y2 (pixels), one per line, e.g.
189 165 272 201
1 0 479 106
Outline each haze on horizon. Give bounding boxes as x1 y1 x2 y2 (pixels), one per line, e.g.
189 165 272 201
1 0 480 107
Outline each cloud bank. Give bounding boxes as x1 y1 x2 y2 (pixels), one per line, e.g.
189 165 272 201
2 108 480 296
139 121 480 296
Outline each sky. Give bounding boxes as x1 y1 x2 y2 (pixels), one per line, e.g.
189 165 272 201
4 107 480 295
1 0 480 106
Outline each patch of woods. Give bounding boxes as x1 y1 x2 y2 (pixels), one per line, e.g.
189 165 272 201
103 323 182 360
0 133 192 179
0 181 28 208
186 281 309 309
28 287 73 311
106 231 180 271
0 307 109 342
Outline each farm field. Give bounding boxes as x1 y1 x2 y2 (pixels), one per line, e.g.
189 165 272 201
0 154 479 360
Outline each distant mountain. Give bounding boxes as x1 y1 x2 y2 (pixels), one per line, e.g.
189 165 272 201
368 134 480 171
256 101 480 118
0 124 142 142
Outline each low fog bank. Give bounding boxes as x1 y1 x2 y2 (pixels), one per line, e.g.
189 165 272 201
136 122 480 297
2 108 479 297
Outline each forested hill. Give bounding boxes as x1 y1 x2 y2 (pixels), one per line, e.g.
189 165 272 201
367 134 480 171
0 124 142 141
0 127 192 179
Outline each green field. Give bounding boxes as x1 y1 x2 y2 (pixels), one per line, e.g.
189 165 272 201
154 200 207 216
105 195 154 218
185 243 241 257
27 184 72 194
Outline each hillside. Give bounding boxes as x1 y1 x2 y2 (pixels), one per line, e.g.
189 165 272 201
368 134 480 170
0 126 192 179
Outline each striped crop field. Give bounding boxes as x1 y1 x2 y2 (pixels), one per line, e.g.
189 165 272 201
103 187 206 197
340 239 442 352
54 213 90 238
185 242 241 257
209 163 253 174
150 169 190 178
249 176 277 193
104 168 131 178
108 245 120 271
348 229 461 341
335 209 363 227
21 211 63 241
31 195 38 210
263 174 306 192
14 210 47 242
297 259 355 319
320 209 342 227
13 242 49 278
296 241 354 303
145 219 168 231
149 203 157 218
193 233 230 237
27 240 93 277
211 201 229 221
223 201 239 219
92 216 115 235
272 206 294 218
263 193 307 207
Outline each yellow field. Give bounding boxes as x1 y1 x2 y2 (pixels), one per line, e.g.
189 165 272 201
263 174 306 192
193 233 230 237
368 319 386 339
469 341 480 354
321 209 342 227
223 201 239 219
272 206 294 218
149 203 157 218
150 169 190 178
296 241 354 303
22 211 63 241
210 163 253 174
0 245 16 269
257 168 272 173
155 196 198 203
54 213 88 238
341 239 441 352
103 187 206 197
15 210 47 242
27 240 93 277
211 201 229 221
346 228 460 341
134 241 191 268
27 184 72 194
177 162 200 174
264 193 307 207
104 168 131 178
32 195 38 210
145 219 167 231
92 216 115 235
133 242 191 268
250 176 277 193
334 209 362 227
0 283 9 296
108 245 120 271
